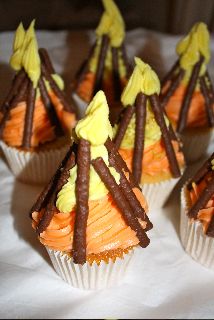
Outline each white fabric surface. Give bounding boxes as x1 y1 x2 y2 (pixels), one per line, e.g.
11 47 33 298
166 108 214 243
0 28 214 319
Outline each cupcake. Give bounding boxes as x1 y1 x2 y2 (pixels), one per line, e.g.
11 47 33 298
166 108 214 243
0 21 76 184
30 90 152 290
180 153 214 269
72 0 131 123
113 57 185 209
161 22 214 163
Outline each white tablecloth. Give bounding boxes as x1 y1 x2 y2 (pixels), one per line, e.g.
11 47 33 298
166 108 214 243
0 28 214 319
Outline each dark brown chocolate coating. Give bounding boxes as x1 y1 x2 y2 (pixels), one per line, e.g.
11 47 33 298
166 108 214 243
114 105 135 149
22 82 36 148
39 77 64 137
199 76 214 127
187 175 214 219
73 139 91 265
205 71 214 102
92 35 109 96
92 157 150 248
121 42 132 78
112 47 121 101
161 60 179 87
161 69 185 107
132 92 147 184
149 93 181 178
39 48 55 74
177 56 204 133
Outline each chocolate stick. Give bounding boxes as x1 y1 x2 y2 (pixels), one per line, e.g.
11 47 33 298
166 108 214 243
109 154 153 232
177 56 204 133
105 137 137 188
0 69 25 113
93 35 109 95
114 105 135 149
36 151 75 234
121 42 131 78
206 215 214 237
92 157 150 248
187 153 214 190
112 47 121 101
205 71 214 101
30 146 74 216
39 48 55 74
187 176 214 219
39 77 64 137
149 94 181 178
199 76 214 127
40 60 75 113
22 82 36 148
132 93 147 184
161 69 185 107
161 60 179 87
73 139 90 264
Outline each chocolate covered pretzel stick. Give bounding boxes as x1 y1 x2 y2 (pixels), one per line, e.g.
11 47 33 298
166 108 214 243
161 69 184 107
177 56 204 133
93 35 109 95
161 60 179 87
39 48 55 74
199 76 214 127
73 139 90 264
22 82 36 148
187 176 214 219
121 42 131 78
132 93 147 184
114 105 135 149
149 93 181 178
92 157 150 248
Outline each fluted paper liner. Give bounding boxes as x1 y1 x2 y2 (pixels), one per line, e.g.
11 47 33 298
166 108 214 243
0 141 68 184
46 247 137 290
180 186 214 270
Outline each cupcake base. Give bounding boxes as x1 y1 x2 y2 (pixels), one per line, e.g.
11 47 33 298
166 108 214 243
0 141 68 184
46 247 136 290
180 127 214 164
180 187 214 270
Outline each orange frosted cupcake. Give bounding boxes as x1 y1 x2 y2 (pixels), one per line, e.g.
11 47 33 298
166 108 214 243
0 21 76 184
161 22 214 163
72 0 130 123
30 91 152 290
180 153 214 269
113 57 185 209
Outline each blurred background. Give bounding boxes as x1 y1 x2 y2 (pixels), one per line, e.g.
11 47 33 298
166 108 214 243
0 0 214 34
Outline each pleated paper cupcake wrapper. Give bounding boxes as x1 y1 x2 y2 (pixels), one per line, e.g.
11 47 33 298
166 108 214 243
180 128 214 164
140 177 180 209
0 141 68 184
72 92 88 119
46 247 136 290
180 187 214 270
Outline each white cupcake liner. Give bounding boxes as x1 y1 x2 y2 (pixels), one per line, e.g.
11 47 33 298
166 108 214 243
180 186 214 270
72 92 88 119
46 247 137 290
0 141 68 184
180 128 214 164
140 177 180 209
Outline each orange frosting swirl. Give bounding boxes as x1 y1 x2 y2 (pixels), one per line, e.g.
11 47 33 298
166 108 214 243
119 139 184 181
189 175 214 233
2 90 76 148
164 83 212 128
32 188 148 255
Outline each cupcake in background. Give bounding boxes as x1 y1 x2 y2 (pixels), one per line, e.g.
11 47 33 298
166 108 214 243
72 0 131 122
0 20 76 184
161 22 214 163
31 90 152 290
113 57 185 209
180 153 214 270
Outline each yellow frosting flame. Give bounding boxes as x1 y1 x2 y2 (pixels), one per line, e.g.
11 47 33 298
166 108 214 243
10 22 26 71
176 22 210 71
211 159 214 171
57 91 120 213
96 0 125 47
121 57 160 106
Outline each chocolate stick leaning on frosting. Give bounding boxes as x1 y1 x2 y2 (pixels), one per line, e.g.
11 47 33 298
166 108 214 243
31 90 152 274
113 57 185 208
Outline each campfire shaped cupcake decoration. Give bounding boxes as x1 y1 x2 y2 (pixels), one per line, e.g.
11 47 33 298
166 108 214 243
161 22 214 162
113 57 185 208
72 0 130 121
0 20 76 183
31 90 152 290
